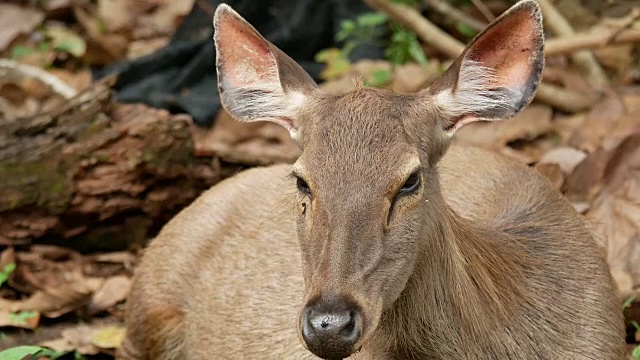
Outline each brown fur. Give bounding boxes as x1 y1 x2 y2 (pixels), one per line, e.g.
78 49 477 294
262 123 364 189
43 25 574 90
117 1 625 359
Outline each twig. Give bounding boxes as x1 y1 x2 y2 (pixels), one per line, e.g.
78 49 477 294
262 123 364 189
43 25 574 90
196 0 216 17
0 59 77 99
422 0 487 33
546 28 640 56
535 83 596 113
536 0 608 88
364 0 598 113
364 0 464 58
604 8 640 44
470 0 495 22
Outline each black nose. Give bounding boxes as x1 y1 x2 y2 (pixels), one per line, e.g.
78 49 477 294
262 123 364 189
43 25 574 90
301 297 362 359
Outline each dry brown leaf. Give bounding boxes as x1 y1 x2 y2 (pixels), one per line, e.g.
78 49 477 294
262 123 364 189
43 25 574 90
0 4 45 51
42 0 73 14
0 310 40 329
30 245 82 261
47 69 92 92
10 246 84 295
193 110 300 165
133 0 195 39
539 147 587 175
97 0 136 33
591 193 640 293
498 147 536 165
571 201 591 214
535 163 565 191
127 37 170 60
543 67 593 94
0 276 103 318
564 147 609 202
91 324 126 349
40 325 101 355
594 45 633 78
553 113 588 144
390 61 441 94
0 247 15 270
455 104 553 147
569 93 626 152
40 323 125 354
73 5 128 64
91 251 137 266
39 337 82 353
586 133 640 294
88 275 131 314
622 88 640 116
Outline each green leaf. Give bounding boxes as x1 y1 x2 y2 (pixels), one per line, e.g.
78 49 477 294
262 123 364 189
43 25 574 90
336 20 356 42
407 38 427 65
365 69 393 88
623 294 637 309
455 22 478 38
45 27 87 57
391 0 420 5
390 28 410 42
0 262 16 287
9 310 38 325
0 346 45 360
10 46 33 60
314 48 351 81
356 12 388 27
35 349 69 359
0 346 69 360
37 40 51 52
632 344 640 359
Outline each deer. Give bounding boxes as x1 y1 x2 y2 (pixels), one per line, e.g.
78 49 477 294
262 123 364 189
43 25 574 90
116 1 626 359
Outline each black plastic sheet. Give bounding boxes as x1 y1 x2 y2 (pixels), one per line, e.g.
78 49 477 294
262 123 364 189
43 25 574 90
93 0 385 126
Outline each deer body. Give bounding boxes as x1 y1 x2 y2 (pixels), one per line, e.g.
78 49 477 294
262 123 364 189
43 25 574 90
120 145 623 359
118 2 625 359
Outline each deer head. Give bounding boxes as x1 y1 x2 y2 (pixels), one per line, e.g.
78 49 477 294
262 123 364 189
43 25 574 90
213 1 544 358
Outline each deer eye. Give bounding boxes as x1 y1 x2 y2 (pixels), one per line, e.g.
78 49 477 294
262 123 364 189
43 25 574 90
296 176 311 196
399 172 421 195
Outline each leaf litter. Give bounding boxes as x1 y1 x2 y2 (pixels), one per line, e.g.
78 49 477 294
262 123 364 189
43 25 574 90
0 0 640 358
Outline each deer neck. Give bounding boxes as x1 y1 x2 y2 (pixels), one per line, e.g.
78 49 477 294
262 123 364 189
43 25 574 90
377 175 530 356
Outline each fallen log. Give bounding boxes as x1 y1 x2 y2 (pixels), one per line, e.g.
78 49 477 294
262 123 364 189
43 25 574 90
0 76 223 251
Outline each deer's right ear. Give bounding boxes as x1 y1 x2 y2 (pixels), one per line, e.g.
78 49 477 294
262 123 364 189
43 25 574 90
213 4 318 141
426 0 544 136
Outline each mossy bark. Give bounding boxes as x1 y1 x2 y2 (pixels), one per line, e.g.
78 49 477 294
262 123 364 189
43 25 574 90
0 76 223 251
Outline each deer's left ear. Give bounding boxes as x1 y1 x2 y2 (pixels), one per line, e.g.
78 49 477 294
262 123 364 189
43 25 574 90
426 0 544 135
213 4 319 142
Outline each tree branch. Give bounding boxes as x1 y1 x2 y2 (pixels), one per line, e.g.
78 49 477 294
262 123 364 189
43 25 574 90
546 28 640 56
422 0 487 33
536 0 608 87
470 0 495 22
0 59 78 99
535 83 596 113
364 0 602 113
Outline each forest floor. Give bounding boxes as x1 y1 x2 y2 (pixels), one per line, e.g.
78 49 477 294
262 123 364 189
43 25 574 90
1 0 640 358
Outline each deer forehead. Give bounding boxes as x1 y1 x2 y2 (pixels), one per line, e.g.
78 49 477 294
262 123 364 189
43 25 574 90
293 89 423 189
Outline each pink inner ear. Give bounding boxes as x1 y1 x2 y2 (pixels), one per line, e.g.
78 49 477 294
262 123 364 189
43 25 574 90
465 9 540 90
216 13 279 88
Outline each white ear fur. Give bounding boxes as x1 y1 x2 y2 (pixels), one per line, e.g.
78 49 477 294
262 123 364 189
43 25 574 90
427 0 544 136
434 59 521 135
213 4 313 141
222 79 307 140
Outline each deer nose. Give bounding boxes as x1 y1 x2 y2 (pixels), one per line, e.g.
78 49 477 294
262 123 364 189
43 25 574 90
301 299 362 359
